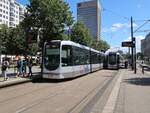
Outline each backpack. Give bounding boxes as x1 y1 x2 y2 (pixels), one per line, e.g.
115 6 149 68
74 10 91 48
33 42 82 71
1 61 8 71
2 65 7 71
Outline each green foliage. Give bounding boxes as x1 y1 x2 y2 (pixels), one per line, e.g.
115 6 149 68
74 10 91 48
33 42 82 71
91 39 110 51
6 26 26 54
0 24 9 54
22 0 73 42
0 25 26 55
136 52 144 60
122 53 132 59
60 33 70 40
28 43 39 55
70 21 92 46
70 21 110 51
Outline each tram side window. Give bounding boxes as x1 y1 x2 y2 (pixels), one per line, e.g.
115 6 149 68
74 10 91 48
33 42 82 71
80 48 88 65
91 52 94 64
91 52 99 64
99 54 102 63
117 55 120 64
73 47 89 65
85 50 90 64
73 47 80 65
61 45 72 66
100 54 105 64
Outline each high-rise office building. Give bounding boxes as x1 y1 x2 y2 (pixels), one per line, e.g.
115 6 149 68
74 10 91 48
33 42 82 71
77 0 101 41
0 0 25 27
141 33 150 58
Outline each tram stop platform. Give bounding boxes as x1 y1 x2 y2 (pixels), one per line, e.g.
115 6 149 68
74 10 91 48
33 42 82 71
0 76 31 88
98 66 150 113
79 64 150 113
0 66 41 88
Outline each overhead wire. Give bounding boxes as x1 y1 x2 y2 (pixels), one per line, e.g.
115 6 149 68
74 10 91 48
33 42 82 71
100 1 131 39
102 8 130 21
134 20 150 33
136 29 150 33
100 0 150 40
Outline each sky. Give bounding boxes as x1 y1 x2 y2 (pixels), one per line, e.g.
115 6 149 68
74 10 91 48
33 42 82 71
17 0 150 52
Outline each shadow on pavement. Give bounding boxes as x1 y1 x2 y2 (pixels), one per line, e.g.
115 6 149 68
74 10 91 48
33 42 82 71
124 77 150 86
32 77 78 83
32 73 92 83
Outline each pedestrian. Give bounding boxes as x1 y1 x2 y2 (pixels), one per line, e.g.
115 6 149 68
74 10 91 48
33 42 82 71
124 60 128 69
1 60 9 81
22 59 27 77
142 66 144 74
16 57 23 77
27 56 33 78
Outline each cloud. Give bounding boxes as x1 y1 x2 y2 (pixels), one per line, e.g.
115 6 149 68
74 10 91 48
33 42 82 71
102 22 138 33
123 35 145 52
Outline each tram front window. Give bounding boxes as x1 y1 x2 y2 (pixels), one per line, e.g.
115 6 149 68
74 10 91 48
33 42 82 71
109 54 117 65
44 43 60 70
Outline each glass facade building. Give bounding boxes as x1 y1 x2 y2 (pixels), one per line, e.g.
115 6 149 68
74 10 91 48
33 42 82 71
77 0 101 41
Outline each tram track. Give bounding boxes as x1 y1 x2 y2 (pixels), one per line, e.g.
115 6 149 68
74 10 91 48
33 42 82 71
15 76 113 113
0 81 66 104
68 70 118 113
0 70 117 113
0 73 100 104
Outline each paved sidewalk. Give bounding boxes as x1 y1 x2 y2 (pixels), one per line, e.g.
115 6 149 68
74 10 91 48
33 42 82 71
114 68 150 113
0 66 41 88
0 77 31 88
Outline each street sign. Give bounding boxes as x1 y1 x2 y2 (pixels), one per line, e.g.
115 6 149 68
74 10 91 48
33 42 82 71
122 41 133 47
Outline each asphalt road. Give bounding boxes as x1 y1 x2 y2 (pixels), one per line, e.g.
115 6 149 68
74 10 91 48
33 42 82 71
0 70 117 113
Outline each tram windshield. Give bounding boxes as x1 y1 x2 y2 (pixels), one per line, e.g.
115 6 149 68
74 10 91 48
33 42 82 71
109 54 117 65
44 42 60 70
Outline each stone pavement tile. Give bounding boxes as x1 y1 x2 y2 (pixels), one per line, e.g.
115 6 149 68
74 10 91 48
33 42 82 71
114 69 150 113
101 70 123 113
114 78 125 113
0 76 31 88
0 65 41 87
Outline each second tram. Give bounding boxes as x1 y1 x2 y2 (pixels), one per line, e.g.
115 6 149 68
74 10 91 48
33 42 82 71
104 52 124 70
42 40 104 79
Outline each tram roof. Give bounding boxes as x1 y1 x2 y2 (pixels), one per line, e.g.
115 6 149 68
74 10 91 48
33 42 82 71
62 40 100 53
50 40 101 53
105 48 121 55
105 51 120 55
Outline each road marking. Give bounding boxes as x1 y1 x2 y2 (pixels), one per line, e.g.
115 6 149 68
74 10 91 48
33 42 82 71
102 71 123 113
16 107 26 113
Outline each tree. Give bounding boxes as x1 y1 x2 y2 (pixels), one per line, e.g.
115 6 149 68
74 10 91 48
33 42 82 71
100 40 110 51
0 24 9 54
136 52 144 60
70 21 92 46
91 39 110 51
5 26 26 55
0 24 27 55
28 43 39 55
22 0 73 44
70 21 110 50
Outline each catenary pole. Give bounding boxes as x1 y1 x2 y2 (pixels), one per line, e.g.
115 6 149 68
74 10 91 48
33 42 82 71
131 17 134 70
